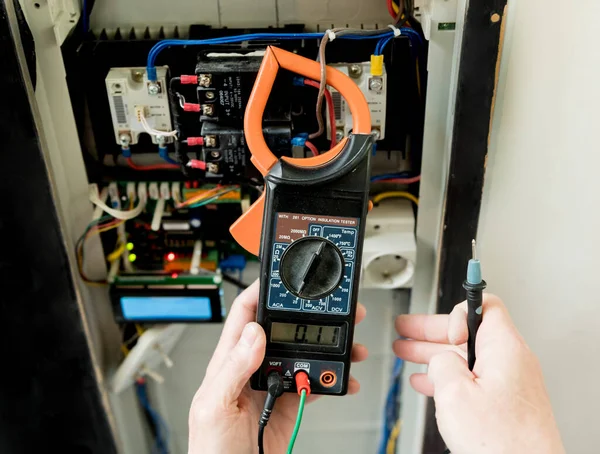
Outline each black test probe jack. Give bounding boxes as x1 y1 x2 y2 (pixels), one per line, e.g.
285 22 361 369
463 239 487 371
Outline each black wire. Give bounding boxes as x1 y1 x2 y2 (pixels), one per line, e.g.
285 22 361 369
258 425 265 454
221 273 249 290
167 77 190 171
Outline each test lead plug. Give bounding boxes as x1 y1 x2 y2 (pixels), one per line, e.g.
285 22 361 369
258 372 285 454
463 239 487 371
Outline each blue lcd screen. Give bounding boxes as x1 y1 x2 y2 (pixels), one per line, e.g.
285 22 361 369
120 296 213 321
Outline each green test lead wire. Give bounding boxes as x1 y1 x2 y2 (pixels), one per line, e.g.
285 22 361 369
286 389 307 454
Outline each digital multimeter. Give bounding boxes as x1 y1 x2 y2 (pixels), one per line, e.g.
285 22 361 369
252 134 372 395
229 46 374 395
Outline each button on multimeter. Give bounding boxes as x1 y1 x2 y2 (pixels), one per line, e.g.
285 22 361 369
279 237 345 300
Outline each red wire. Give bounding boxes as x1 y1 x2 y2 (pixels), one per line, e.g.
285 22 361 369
304 140 319 157
126 157 179 171
386 0 397 19
95 218 122 231
303 79 337 149
378 175 421 184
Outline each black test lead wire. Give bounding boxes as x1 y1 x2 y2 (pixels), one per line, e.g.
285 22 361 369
463 239 487 371
258 372 285 454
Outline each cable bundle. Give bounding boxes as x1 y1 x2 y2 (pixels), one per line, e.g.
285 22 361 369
378 358 404 454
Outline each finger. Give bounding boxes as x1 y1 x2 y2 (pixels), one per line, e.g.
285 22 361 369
205 322 266 408
355 303 367 325
428 351 474 395
448 295 516 348
206 280 260 378
410 373 434 397
393 339 466 365
395 314 451 343
347 375 360 395
448 302 468 345
351 343 369 363
479 293 516 331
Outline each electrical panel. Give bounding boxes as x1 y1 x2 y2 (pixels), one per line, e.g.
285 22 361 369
68 24 423 325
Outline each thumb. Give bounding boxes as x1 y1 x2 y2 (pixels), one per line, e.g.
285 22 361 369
208 322 266 407
428 351 475 395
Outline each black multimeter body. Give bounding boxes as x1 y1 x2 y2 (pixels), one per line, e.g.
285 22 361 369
251 134 372 396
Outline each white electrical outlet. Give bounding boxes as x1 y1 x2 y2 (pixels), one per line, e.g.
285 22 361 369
362 199 417 289
105 66 173 146
329 62 387 140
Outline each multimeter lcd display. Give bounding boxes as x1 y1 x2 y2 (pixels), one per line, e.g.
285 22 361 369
271 322 340 346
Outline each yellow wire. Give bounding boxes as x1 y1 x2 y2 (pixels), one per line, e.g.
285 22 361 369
372 191 419 206
106 242 126 262
386 420 402 454
121 344 130 357
390 1 408 22
135 324 145 336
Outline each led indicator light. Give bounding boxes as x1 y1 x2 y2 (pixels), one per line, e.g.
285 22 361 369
126 242 134 251
167 252 176 262
128 253 137 262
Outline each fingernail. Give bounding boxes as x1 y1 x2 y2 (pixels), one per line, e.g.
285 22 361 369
240 323 258 347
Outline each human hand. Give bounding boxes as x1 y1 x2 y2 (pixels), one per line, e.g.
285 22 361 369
188 280 369 454
394 294 565 454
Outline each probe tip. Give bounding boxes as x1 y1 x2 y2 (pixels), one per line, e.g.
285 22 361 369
471 239 477 259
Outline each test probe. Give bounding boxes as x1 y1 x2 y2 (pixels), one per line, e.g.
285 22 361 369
463 239 486 371
444 241 487 454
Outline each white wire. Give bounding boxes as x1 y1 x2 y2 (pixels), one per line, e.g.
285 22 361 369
139 110 178 138
88 184 147 220
176 93 186 109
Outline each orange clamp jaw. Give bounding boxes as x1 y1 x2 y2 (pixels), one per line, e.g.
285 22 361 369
230 46 372 256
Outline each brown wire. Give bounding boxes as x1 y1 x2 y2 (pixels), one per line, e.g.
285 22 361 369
310 28 385 140
395 0 405 23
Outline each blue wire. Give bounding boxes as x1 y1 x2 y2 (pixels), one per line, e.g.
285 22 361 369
82 0 88 33
378 357 403 454
158 147 178 165
135 381 170 454
375 36 394 56
146 29 423 80
161 155 178 165
375 27 425 56
371 172 412 182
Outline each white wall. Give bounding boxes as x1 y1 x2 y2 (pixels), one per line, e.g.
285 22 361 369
478 0 600 452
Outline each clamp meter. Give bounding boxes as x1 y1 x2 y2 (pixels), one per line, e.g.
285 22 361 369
230 46 373 395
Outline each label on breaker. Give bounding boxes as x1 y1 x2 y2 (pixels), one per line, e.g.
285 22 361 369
267 212 358 315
